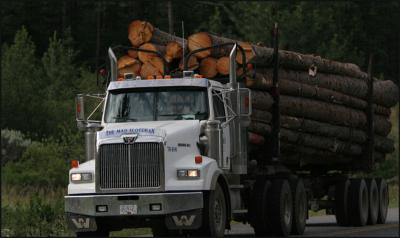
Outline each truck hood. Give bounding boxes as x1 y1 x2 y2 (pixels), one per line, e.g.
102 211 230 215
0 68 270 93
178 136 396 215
97 120 201 145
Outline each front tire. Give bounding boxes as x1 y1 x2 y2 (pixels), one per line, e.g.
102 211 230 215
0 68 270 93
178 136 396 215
201 182 227 237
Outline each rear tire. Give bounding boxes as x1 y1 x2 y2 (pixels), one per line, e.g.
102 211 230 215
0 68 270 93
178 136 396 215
267 179 293 236
349 179 369 226
250 178 271 236
376 178 389 224
290 179 307 235
334 179 351 226
365 178 379 225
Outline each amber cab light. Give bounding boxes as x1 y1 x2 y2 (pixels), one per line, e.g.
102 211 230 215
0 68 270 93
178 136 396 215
71 160 79 168
156 75 163 79
164 75 172 79
195 155 202 164
146 75 155 80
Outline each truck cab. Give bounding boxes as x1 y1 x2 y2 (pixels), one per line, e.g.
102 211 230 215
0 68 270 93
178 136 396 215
65 45 251 236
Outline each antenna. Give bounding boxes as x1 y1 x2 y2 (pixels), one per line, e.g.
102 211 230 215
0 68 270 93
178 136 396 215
182 21 185 68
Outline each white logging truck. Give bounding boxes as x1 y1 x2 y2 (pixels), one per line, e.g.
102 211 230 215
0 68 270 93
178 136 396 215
64 37 391 237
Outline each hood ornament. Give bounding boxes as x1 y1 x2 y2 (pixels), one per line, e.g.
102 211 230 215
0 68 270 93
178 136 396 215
122 134 138 144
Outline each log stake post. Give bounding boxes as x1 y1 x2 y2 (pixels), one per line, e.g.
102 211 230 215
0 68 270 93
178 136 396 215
366 54 374 170
271 23 280 163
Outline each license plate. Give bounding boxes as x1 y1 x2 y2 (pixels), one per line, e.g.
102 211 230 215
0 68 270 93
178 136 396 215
120 204 137 215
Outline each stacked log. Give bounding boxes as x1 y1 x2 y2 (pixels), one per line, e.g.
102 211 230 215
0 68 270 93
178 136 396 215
183 29 398 169
123 20 190 78
124 19 398 169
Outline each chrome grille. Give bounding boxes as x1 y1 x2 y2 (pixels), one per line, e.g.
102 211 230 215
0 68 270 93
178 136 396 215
98 143 163 190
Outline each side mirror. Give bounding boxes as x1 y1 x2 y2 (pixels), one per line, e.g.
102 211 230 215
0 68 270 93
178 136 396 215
75 94 105 131
239 88 252 117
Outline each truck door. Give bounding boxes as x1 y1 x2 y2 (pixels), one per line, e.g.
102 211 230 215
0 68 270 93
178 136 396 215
212 89 230 170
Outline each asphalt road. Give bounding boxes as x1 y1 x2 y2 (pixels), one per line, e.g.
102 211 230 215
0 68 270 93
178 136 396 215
226 208 399 237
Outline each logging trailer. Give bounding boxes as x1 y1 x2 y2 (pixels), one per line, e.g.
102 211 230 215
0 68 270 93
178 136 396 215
64 26 390 237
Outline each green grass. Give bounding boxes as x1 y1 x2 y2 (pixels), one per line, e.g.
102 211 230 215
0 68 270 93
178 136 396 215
389 184 399 208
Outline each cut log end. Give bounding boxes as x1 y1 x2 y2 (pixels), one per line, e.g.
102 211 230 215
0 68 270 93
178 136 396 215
140 61 162 78
199 57 218 78
138 43 162 63
216 56 230 75
236 42 254 65
165 41 183 63
188 32 212 59
128 20 154 47
179 55 199 71
117 55 141 77
127 49 138 59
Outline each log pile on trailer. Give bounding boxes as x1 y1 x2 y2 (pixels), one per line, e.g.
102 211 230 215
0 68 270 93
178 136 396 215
122 20 398 170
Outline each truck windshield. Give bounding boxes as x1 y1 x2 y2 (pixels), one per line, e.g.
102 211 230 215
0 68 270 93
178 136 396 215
104 87 208 122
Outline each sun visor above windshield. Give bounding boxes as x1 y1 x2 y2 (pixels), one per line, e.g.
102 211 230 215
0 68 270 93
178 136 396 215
108 78 208 91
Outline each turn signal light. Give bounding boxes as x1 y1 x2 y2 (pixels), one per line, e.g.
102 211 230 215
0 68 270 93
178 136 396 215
195 155 202 164
71 160 79 168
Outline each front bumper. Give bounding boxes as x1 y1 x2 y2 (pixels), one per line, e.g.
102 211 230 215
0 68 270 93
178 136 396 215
64 192 203 217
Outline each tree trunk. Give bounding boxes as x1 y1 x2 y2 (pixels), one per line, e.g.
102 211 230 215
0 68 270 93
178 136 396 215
243 44 366 79
247 68 398 108
250 91 391 136
246 70 392 115
249 121 392 155
250 109 394 153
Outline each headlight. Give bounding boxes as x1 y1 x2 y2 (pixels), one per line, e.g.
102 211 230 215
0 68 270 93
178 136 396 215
177 169 200 179
71 173 93 183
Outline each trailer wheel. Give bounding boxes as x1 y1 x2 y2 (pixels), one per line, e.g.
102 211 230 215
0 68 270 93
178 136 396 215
291 179 307 235
267 179 293 236
201 182 227 237
250 178 271 236
334 179 350 226
376 178 389 224
365 178 379 225
349 179 369 226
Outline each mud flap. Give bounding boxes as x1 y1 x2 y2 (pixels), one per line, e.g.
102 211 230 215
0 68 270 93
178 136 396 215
165 209 202 230
66 213 97 232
